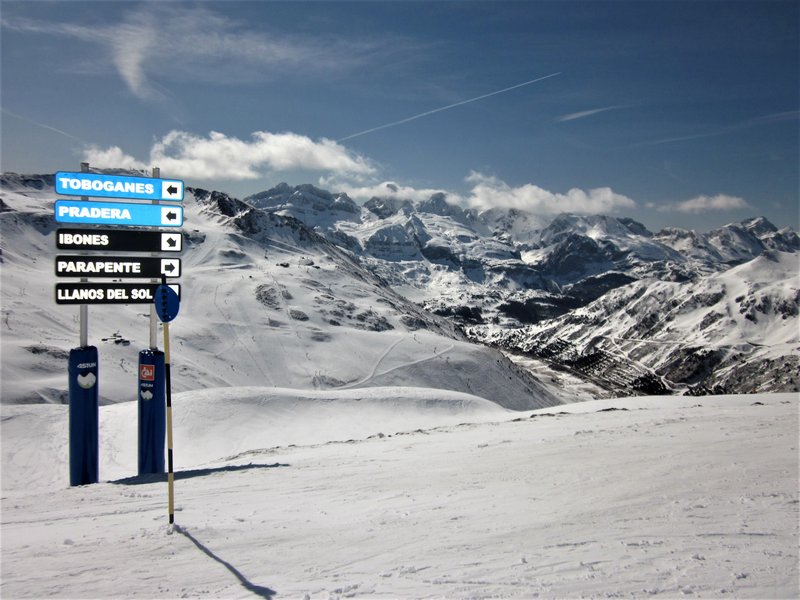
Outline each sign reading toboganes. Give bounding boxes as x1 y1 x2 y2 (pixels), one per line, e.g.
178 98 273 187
56 171 184 202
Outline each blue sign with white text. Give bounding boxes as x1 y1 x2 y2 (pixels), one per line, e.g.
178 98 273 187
55 200 183 227
56 172 184 202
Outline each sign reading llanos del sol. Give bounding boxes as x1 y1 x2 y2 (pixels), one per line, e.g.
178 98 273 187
55 283 182 305
56 171 184 201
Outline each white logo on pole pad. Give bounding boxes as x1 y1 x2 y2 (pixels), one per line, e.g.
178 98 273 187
77 372 97 389
140 390 154 401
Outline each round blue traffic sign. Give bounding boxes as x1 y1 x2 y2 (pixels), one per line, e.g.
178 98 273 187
154 283 180 323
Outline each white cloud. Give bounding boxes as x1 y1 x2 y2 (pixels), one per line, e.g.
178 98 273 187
464 172 636 214
322 179 453 203
323 172 637 216
83 146 148 171
658 194 750 214
84 130 376 180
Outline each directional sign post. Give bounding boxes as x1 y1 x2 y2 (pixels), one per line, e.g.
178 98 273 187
55 165 186 488
56 172 184 201
55 200 183 227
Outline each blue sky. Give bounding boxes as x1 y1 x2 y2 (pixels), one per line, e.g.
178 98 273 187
1 1 797 231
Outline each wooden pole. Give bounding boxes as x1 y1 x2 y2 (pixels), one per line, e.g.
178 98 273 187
163 304 175 524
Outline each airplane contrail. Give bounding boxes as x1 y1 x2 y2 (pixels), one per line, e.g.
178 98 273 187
337 72 561 142
1 107 89 144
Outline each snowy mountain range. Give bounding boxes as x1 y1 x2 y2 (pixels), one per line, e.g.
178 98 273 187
243 181 800 395
1 172 798 405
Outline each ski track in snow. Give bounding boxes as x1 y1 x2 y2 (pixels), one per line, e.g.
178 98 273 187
2 392 797 599
341 334 407 388
342 336 455 390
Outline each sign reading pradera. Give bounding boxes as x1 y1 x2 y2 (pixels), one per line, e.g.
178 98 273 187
54 200 183 227
56 171 184 201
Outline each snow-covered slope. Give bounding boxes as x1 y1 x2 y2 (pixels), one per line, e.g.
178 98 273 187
0 174 558 410
2 390 797 598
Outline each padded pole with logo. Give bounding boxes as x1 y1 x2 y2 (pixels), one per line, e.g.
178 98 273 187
138 166 166 475
137 349 166 474
69 161 98 486
68 346 99 485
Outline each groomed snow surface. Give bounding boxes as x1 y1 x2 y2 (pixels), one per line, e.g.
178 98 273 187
2 390 798 599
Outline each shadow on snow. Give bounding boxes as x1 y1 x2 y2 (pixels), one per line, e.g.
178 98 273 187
110 462 289 485
174 524 277 599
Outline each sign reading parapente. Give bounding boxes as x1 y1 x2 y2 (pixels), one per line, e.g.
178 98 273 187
55 200 183 227
55 256 181 278
56 172 184 202
57 229 182 252
56 283 181 305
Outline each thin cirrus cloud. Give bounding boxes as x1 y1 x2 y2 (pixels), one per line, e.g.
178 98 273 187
655 194 751 214
84 131 377 180
635 111 800 147
555 105 630 123
1 5 391 102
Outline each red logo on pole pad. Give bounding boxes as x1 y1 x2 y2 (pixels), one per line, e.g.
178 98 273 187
140 364 155 382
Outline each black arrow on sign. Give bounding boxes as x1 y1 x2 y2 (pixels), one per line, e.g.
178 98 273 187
166 237 177 247
163 262 176 273
166 211 177 221
167 185 178 195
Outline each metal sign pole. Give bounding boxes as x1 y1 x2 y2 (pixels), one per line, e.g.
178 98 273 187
150 167 160 350
79 162 89 347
